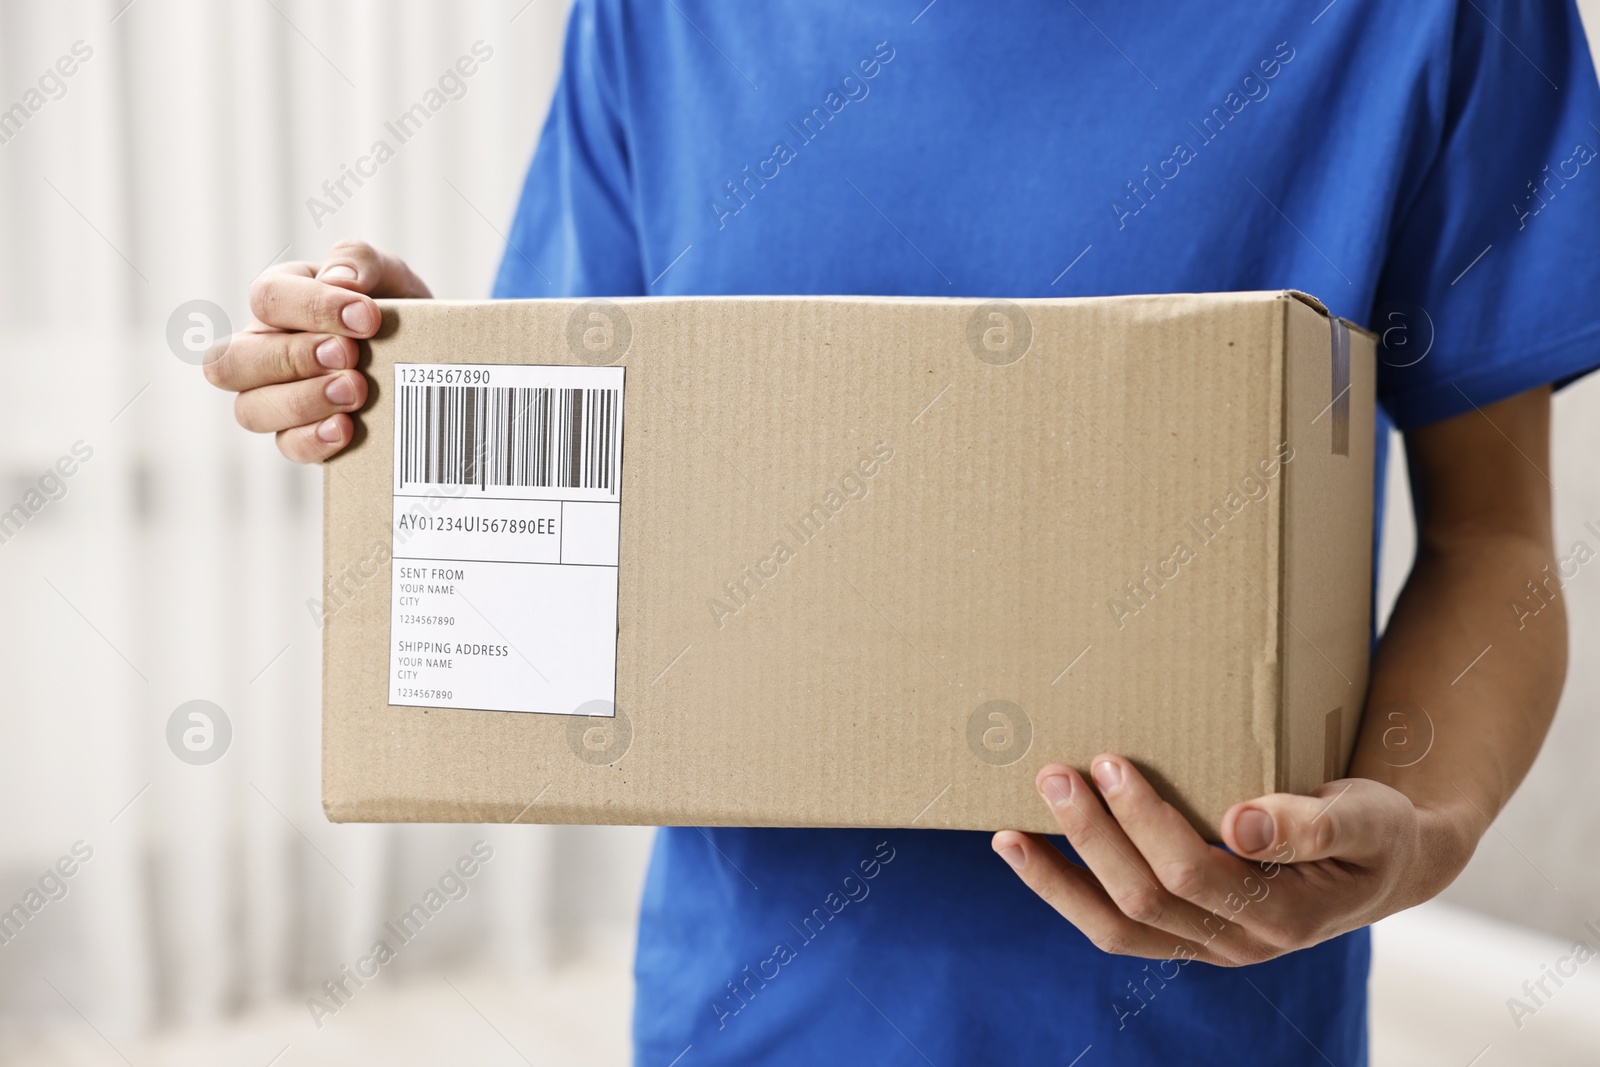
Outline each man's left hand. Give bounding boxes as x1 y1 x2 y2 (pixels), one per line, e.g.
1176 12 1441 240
991 756 1470 965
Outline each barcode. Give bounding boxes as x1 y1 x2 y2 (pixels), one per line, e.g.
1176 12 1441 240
397 384 621 494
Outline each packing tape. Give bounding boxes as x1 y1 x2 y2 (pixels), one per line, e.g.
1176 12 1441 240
1330 318 1351 456
1324 705 1344 781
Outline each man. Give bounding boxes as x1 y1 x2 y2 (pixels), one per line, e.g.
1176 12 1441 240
206 2 1600 1062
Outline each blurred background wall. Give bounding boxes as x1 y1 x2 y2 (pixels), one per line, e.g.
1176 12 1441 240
0 0 1595 1063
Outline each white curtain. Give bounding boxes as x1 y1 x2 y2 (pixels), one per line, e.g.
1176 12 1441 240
0 0 651 1037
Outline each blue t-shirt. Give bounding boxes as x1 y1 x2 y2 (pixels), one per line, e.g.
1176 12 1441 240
494 3 1600 1063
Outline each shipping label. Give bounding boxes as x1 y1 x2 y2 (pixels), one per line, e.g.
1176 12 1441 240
388 363 623 716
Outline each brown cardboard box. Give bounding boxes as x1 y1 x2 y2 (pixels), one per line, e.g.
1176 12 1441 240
321 290 1374 838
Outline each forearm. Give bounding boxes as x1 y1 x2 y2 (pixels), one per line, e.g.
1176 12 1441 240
1351 524 1566 877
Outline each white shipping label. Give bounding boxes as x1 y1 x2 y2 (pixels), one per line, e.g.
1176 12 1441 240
388 363 624 716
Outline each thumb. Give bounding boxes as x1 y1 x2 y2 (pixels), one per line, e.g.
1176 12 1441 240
1221 779 1409 866
316 240 432 299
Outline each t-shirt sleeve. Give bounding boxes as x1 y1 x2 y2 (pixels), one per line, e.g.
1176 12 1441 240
1373 0 1600 430
492 0 645 300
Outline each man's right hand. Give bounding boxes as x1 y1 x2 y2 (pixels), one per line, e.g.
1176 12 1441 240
204 240 432 462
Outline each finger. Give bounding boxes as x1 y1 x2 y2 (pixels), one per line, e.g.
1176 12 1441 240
277 415 353 463
315 240 432 298
249 271 381 337
234 371 367 434
234 261 314 333
1085 754 1251 914
993 831 1212 961
261 259 319 280
204 330 356 392
1036 765 1217 941
1221 779 1406 866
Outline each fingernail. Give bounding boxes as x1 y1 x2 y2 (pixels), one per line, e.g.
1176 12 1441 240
325 374 356 406
315 337 345 369
1092 759 1123 795
996 844 1025 870
316 416 343 443
320 264 357 283
1040 774 1073 808
341 301 375 334
1235 808 1275 853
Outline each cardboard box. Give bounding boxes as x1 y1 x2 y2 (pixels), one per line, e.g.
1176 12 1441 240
322 290 1374 838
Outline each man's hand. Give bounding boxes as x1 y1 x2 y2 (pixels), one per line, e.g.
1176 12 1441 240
203 240 431 462
990 758 1464 965
993 385 1562 964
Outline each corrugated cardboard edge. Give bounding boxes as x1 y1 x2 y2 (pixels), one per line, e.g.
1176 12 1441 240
1273 294 1376 796
1256 296 1290 802
1286 290 1330 317
320 469 333 817
1286 289 1377 342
